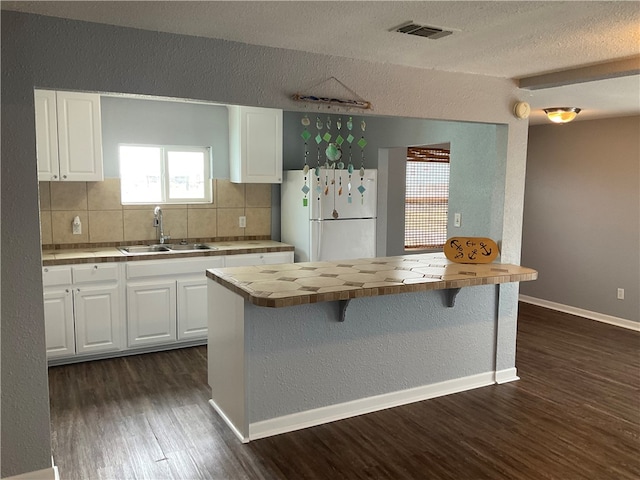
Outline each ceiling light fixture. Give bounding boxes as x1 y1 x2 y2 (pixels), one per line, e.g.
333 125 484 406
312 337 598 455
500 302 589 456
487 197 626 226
543 107 581 124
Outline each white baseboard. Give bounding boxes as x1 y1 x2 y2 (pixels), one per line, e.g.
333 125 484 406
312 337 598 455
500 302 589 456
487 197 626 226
495 367 519 384
208 399 249 443
248 371 496 441
519 295 639 332
4 466 58 480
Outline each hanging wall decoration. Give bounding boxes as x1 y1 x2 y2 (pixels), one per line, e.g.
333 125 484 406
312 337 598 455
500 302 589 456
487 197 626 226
358 119 368 203
322 115 332 195
291 77 373 111
315 117 323 202
346 116 355 204
336 117 344 196
300 115 311 206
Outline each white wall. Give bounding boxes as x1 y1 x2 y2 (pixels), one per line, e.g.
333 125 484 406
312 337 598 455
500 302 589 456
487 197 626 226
0 11 529 477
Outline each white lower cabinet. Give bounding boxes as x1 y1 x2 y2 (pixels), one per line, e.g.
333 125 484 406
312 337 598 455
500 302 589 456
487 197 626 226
43 250 294 362
177 278 209 340
42 263 123 359
74 284 121 354
127 280 177 347
43 288 75 358
125 256 224 348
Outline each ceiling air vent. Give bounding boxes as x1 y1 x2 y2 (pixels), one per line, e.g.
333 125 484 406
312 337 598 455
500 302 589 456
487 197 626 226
393 22 453 40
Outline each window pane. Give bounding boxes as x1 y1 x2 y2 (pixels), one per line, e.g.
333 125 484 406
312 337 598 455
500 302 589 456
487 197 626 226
167 150 207 199
120 146 162 203
404 148 450 250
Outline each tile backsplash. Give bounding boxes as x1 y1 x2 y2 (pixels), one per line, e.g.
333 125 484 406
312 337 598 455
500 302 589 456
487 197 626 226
39 179 271 246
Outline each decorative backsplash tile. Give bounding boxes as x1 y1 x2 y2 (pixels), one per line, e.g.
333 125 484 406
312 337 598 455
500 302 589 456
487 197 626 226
39 178 271 246
50 182 88 211
88 210 124 243
216 208 246 237
216 181 245 208
245 207 271 236
245 183 272 207
187 209 217 238
87 179 122 210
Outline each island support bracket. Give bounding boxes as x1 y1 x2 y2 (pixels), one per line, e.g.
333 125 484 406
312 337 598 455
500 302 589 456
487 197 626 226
446 288 461 307
338 300 350 322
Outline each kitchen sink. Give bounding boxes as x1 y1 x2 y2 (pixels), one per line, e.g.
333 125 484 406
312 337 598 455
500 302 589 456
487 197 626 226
118 244 172 254
118 243 217 255
169 243 215 251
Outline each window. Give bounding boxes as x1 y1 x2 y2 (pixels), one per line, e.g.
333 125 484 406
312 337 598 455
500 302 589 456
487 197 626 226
119 145 212 204
404 146 450 250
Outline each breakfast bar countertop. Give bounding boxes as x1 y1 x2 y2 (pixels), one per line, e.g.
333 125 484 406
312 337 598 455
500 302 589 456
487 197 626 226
206 253 538 308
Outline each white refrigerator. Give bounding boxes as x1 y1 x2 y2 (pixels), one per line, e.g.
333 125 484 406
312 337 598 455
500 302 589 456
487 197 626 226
281 169 377 262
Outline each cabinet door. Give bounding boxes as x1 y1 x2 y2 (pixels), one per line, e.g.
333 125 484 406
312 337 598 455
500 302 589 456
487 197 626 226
34 90 60 181
127 280 177 347
56 91 104 181
229 106 282 183
74 285 121 354
177 278 208 340
225 251 294 267
43 288 75 358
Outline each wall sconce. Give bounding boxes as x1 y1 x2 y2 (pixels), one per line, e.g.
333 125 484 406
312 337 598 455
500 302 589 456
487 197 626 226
543 107 581 124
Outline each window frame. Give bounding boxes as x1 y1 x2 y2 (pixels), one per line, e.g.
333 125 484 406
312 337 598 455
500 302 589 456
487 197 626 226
119 144 213 205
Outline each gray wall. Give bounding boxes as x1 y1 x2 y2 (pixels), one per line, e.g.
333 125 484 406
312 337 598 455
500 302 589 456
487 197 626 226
521 116 640 322
101 96 230 179
0 11 529 477
247 285 498 422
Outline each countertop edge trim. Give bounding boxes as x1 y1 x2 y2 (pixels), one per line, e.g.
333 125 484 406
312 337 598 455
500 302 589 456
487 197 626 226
206 269 538 308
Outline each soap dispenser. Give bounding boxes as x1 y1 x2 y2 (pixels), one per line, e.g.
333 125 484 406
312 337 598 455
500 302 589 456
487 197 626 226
72 216 82 235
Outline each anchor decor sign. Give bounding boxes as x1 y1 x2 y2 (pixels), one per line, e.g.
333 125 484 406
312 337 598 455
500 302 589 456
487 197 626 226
444 237 499 264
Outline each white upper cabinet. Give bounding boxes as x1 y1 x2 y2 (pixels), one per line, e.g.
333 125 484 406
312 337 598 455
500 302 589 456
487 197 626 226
34 90 60 181
35 90 104 182
229 105 283 184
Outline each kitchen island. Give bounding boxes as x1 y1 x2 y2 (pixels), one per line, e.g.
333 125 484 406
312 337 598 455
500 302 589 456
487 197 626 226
206 253 537 442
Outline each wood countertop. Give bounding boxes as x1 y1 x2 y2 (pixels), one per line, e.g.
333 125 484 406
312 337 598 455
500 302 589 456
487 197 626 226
206 253 538 308
42 240 294 266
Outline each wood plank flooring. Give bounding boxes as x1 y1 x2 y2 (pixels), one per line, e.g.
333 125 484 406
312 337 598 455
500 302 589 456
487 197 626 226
48 303 640 479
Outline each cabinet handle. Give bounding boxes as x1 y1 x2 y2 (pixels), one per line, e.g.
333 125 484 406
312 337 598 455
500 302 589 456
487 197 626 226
76 288 80 293
94 265 99 269
65 289 69 293
62 175 67 179
52 175 58 180
44 268 49 273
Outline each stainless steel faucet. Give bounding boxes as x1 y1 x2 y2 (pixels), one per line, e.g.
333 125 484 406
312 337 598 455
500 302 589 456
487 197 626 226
153 206 171 244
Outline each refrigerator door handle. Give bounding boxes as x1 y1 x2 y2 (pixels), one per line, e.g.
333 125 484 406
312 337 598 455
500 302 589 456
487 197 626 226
316 220 322 262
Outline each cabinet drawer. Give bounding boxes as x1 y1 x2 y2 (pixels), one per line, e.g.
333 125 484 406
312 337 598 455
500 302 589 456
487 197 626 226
72 264 119 284
126 256 225 279
225 251 294 267
42 266 72 287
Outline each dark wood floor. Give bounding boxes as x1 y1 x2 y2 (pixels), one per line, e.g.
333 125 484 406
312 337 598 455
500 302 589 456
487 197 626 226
48 303 640 480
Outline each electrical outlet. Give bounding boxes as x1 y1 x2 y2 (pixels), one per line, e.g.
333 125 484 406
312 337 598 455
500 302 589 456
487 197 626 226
72 216 82 235
454 213 461 227
239 216 246 228
617 288 625 300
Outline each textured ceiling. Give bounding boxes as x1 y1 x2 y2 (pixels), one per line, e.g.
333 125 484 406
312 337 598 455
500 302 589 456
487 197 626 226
3 1 639 124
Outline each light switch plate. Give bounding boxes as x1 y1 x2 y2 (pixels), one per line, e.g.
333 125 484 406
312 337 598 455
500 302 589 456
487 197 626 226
454 213 461 227
239 216 246 228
